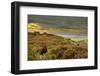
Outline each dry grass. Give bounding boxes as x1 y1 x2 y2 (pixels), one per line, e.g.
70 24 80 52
28 32 88 61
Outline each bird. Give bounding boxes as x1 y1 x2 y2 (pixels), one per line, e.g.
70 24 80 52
40 43 47 55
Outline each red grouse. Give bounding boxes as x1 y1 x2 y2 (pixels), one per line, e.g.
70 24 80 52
40 43 47 55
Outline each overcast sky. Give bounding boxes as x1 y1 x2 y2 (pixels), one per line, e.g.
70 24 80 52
28 14 88 29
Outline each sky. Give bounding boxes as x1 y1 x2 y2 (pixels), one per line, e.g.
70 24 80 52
28 14 88 35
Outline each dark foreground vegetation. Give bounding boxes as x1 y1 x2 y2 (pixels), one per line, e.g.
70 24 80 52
28 32 88 61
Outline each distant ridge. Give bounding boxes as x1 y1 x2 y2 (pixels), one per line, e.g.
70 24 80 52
28 31 64 39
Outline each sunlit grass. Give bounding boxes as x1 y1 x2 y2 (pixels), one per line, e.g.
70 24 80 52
71 37 87 41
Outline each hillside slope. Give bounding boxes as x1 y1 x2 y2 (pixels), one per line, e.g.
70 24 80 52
28 32 88 60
